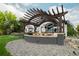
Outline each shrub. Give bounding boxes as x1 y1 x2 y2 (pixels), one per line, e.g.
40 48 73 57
0 11 22 35
67 22 77 36
76 24 79 35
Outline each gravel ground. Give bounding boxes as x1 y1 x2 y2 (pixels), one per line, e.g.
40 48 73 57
6 39 79 56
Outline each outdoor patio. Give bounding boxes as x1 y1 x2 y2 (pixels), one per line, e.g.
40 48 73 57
6 38 79 56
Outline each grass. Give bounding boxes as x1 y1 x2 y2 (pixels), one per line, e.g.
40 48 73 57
0 34 23 56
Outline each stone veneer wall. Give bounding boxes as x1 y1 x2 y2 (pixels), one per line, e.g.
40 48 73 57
24 33 65 45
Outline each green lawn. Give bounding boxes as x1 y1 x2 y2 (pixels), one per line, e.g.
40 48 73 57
0 35 23 56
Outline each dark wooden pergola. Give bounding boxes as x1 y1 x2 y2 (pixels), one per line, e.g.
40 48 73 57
20 5 68 33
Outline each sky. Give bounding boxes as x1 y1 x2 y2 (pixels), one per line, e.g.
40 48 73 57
0 3 79 27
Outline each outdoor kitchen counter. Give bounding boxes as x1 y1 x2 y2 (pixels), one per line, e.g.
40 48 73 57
24 33 64 37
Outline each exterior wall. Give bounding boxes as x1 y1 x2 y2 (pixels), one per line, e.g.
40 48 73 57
24 33 64 45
